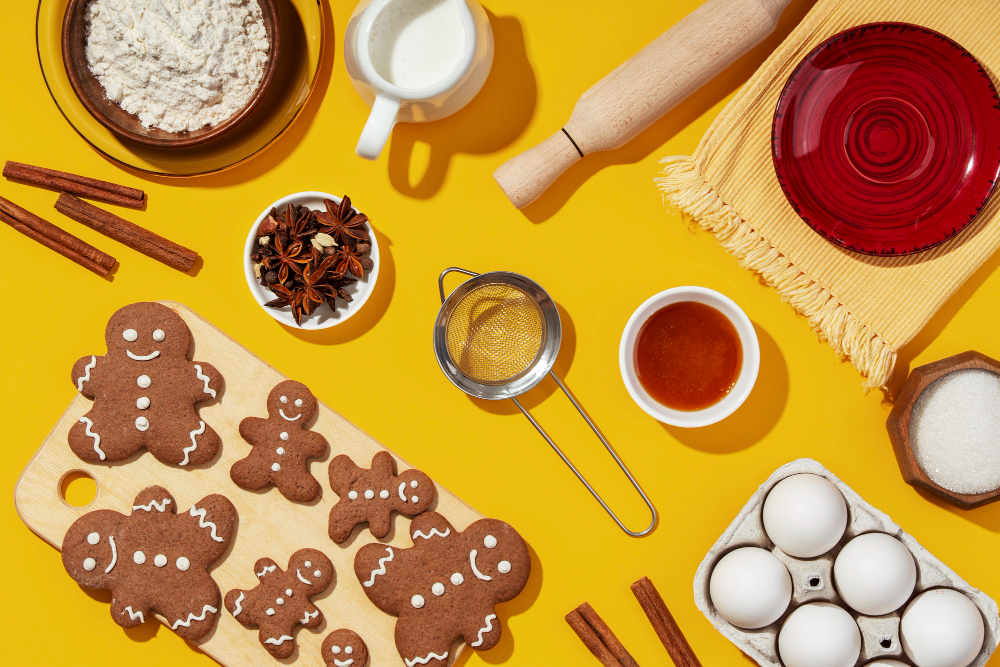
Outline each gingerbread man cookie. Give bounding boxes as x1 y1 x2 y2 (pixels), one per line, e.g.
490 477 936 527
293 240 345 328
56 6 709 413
231 380 328 502
69 302 223 466
328 450 435 543
322 629 369 667
354 512 531 666
61 485 236 640
224 548 334 659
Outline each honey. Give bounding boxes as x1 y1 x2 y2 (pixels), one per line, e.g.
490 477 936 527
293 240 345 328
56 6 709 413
634 301 742 411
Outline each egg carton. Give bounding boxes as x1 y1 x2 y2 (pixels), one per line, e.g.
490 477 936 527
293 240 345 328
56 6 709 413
694 459 1000 666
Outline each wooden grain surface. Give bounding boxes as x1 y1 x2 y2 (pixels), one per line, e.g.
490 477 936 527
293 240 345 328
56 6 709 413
13 300 482 666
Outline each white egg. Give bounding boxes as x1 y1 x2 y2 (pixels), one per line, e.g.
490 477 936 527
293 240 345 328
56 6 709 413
834 532 916 615
901 589 984 667
763 473 848 558
778 602 861 667
709 547 792 629
864 662 910 667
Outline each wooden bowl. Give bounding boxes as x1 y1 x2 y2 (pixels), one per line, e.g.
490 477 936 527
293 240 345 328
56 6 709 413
61 0 282 149
886 350 1000 509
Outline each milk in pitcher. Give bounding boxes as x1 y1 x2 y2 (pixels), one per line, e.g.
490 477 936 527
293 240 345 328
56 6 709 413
369 0 467 90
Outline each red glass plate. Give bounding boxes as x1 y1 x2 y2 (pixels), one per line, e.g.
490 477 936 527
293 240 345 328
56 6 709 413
772 23 1000 255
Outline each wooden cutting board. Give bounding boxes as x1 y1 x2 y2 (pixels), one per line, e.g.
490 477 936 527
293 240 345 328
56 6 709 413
14 300 483 666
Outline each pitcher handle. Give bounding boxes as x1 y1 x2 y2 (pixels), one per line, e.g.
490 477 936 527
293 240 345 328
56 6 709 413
356 94 402 160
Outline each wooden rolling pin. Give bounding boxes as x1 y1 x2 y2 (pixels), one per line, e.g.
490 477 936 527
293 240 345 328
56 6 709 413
493 0 795 208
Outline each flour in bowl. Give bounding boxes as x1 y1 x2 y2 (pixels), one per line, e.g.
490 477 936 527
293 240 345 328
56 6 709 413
84 0 271 133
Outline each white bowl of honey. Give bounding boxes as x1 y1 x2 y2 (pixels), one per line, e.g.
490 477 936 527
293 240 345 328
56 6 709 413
619 287 759 427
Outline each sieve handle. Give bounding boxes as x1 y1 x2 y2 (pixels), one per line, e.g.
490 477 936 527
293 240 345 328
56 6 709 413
513 372 658 537
438 267 480 303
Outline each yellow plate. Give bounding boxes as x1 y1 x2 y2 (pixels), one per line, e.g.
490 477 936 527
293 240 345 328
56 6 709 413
35 0 324 177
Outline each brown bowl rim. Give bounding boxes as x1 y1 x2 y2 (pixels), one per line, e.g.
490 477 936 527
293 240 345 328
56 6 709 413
60 0 282 149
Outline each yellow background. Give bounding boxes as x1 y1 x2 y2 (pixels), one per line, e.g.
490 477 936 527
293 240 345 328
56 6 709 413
3 0 1000 665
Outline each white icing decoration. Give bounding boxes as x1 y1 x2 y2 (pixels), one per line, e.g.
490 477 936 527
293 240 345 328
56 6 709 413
470 550 491 581
405 651 448 666
123 606 144 623
152 329 165 342
276 598 284 605
332 646 341 654
77 356 96 391
296 569 313 585
171 605 216 630
257 565 276 577
411 594 425 609
432 582 445 596
136 396 150 409
295 399 303 407
180 421 205 466
193 364 216 398
264 636 294 646
280 396 287 403
335 658 354 667
346 647 353 655
79 417 105 461
132 498 171 512
126 349 160 361
266 608 275 616
154 554 167 567
300 609 319 624
398 483 407 501
87 532 100 545
83 557 96 571
276 447 285 455
189 505 225 542
123 328 137 341
134 551 145 565
314 570 321 577
364 490 375 500
484 535 497 549
271 463 281 472
411 495 419 503
348 491 358 500
470 614 497 648
380 490 390 499
411 480 418 488
135 416 149 431
105 536 117 573
279 432 289 441
451 572 464 585
413 527 450 540
304 561 312 567
498 560 511 574
177 557 190 571
363 547 394 587
137 374 151 388
231 592 245 616
285 588 293 595
279 409 301 422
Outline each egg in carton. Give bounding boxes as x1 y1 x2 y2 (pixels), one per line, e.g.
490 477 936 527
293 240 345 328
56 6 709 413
693 458 1000 666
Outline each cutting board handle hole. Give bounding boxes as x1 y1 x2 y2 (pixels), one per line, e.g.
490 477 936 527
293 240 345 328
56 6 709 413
59 470 97 508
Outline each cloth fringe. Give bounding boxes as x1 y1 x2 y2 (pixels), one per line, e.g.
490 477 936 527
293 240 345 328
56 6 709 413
656 155 895 389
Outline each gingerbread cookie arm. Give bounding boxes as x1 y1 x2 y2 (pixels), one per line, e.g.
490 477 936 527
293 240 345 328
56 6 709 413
303 430 329 458
461 608 504 651
225 588 254 624
131 486 177 515
409 512 456 543
110 593 150 629
237 416 269 443
395 624 452 667
354 543 408 613
254 557 281 579
231 453 273 491
159 579 221 641
71 354 104 398
370 450 395 477
328 454 362 496
179 494 237 563
189 360 223 402
259 626 298 659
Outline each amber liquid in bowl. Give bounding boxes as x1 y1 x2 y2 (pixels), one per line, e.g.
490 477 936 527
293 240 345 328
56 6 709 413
634 301 742 411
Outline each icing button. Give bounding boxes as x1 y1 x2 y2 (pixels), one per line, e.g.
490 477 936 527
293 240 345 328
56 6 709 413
411 594 425 609
364 490 375 500
134 551 146 565
276 447 285 455
154 554 167 567
451 572 464 585
280 432 289 441
348 491 358 500
266 608 275 616
271 463 281 472
380 490 390 499
137 374 151 388
135 416 149 431
432 582 445 596
285 589 293 596
136 396 150 410
176 557 190 571
276 598 284 605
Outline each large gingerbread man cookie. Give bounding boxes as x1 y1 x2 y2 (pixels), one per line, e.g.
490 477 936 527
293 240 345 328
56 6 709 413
224 548 334 659
69 302 223 465
354 512 531 666
61 485 236 641
329 451 435 543
231 380 328 502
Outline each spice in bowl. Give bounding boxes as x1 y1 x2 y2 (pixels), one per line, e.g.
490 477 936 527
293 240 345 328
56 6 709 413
250 197 375 326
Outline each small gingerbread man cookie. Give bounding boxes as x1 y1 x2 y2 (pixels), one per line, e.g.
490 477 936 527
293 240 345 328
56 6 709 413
322 629 369 667
328 450 436 543
61 485 236 640
224 548 334 659
231 380 328 502
354 512 531 667
69 302 223 466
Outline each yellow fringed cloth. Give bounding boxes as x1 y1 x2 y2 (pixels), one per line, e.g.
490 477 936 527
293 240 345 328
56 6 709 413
658 0 1000 388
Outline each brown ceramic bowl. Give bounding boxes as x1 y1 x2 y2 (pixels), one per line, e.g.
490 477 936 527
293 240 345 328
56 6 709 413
61 0 282 149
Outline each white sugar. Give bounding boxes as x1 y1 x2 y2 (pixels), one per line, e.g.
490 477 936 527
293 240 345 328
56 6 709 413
910 369 1000 494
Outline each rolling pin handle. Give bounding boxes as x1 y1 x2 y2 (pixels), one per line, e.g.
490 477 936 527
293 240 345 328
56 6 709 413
493 129 583 209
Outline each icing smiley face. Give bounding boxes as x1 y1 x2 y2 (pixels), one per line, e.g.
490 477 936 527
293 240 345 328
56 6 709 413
322 629 369 667
268 380 318 423
105 302 191 362
63 511 121 586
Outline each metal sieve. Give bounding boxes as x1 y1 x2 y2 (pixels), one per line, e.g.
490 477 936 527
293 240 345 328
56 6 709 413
434 268 657 537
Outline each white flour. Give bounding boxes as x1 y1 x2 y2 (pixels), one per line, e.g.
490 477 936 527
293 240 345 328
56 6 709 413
84 0 270 133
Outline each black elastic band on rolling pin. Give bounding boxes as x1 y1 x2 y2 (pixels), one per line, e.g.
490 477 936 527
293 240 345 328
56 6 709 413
561 128 584 157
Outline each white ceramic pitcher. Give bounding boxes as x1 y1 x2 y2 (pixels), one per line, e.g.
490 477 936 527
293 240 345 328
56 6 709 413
344 0 494 160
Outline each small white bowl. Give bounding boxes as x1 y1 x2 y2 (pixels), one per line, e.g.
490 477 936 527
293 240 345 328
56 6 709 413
243 191 380 330
619 287 760 428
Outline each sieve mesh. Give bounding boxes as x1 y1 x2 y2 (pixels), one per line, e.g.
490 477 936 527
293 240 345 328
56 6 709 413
445 283 545 384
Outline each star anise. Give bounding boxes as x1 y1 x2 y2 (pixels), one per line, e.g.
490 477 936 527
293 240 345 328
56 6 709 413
262 232 309 283
316 196 369 245
285 203 315 242
333 243 369 278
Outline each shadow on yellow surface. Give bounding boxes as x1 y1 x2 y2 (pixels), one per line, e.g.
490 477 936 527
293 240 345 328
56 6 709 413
386 11 537 198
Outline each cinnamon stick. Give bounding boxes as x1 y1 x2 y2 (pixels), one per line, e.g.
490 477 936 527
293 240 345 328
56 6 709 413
0 195 116 271
566 608 623 667
55 192 198 272
631 577 701 667
5 161 144 209
566 602 639 667
0 209 110 277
